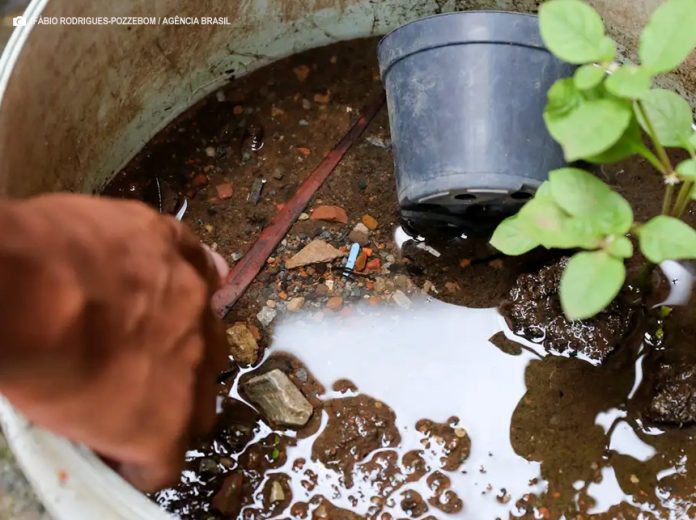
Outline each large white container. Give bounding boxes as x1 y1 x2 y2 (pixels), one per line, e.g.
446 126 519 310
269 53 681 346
0 0 693 518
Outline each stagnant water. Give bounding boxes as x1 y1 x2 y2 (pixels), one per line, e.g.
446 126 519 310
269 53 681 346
156 295 696 518
104 37 696 518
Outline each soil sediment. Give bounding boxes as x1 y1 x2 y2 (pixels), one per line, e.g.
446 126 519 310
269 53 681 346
106 38 696 519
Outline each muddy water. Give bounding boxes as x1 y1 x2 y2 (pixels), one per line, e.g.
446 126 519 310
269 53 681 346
104 37 696 519
231 299 696 518
153 294 696 518
268 301 542 518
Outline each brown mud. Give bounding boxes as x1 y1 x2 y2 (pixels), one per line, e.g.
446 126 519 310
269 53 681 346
105 38 696 518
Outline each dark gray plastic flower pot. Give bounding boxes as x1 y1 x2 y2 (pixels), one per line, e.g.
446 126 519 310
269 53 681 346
378 11 576 237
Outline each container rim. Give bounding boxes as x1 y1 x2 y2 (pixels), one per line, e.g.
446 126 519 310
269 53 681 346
378 9 538 47
377 10 545 78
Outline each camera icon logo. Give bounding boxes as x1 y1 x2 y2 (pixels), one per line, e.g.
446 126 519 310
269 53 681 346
12 16 27 27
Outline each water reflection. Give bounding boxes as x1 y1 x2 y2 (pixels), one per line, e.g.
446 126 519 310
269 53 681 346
272 299 543 518
252 298 696 518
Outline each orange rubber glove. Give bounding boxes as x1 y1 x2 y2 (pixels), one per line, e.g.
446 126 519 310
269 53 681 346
0 194 229 492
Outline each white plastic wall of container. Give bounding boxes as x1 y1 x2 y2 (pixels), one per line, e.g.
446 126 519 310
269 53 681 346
0 0 693 518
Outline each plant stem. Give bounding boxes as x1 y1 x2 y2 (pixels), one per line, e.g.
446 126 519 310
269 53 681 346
638 147 666 175
663 183 675 215
636 101 674 175
673 180 693 218
636 100 679 215
673 149 696 217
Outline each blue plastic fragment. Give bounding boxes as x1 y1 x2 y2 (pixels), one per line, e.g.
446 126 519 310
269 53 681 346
344 243 361 276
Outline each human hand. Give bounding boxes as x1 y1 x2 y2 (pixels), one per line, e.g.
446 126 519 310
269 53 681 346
0 194 229 492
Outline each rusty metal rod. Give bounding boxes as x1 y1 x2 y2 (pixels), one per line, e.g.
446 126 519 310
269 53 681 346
212 91 386 317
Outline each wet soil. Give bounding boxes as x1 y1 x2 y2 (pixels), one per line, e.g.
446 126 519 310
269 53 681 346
104 38 696 519
500 257 635 363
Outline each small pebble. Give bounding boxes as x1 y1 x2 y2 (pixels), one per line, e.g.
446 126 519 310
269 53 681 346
302 98 312 110
293 65 311 82
269 481 285 503
313 91 331 104
366 136 391 149
392 290 412 309
257 306 277 327
299 119 310 126
326 296 343 311
298 212 310 221
215 90 226 102
361 214 379 230
287 297 305 312
205 146 216 158
216 183 234 200
231 252 244 262
295 368 308 383
198 458 219 474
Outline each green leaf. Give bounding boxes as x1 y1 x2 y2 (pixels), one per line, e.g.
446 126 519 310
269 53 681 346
535 180 554 201
606 236 633 258
548 168 633 235
560 251 626 319
516 197 570 246
676 158 696 180
517 197 601 249
546 78 583 118
574 65 605 90
636 89 694 147
490 216 540 255
592 191 634 235
605 66 652 99
545 98 632 161
585 117 645 164
639 0 696 74
539 0 616 64
639 215 696 262
690 133 696 149
549 167 612 216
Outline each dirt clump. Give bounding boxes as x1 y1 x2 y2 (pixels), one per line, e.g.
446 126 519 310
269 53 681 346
415 418 471 472
500 258 633 362
312 395 400 486
645 362 696 425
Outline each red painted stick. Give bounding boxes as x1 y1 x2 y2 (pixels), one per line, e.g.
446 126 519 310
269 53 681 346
212 91 386 317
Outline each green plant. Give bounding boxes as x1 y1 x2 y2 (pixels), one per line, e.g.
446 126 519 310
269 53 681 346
491 0 696 320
